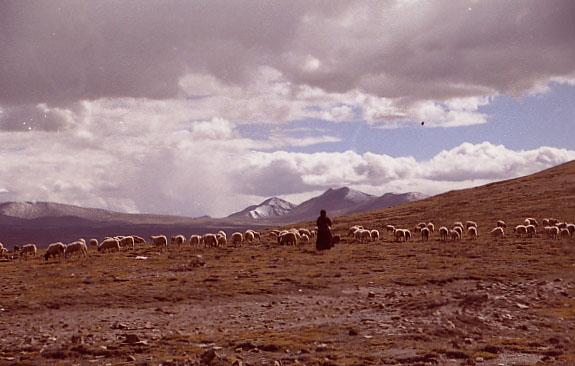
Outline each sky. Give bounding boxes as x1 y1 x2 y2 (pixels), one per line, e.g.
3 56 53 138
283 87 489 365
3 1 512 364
0 0 574 218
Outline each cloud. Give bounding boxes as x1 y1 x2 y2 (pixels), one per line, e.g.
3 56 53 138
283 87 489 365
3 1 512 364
0 1 573 127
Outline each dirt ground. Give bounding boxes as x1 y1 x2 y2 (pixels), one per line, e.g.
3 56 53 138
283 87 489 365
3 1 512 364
1 228 574 366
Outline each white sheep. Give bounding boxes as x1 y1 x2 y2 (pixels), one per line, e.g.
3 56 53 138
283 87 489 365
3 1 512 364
279 232 298 246
403 229 411 242
89 239 99 249
298 228 312 238
150 235 168 252
450 230 461 241
496 220 507 228
454 222 464 229
566 224 575 237
465 221 477 229
244 230 255 243
526 224 536 238
203 233 218 248
230 232 243 247
354 229 371 243
544 226 560 240
467 226 478 240
556 222 567 229
217 230 227 239
170 234 185 249
394 229 406 242
385 225 395 234
20 244 37 258
119 236 135 251
44 242 66 260
427 223 435 233
65 241 88 259
439 226 449 241
542 219 550 226
559 228 570 240
133 235 146 244
513 225 528 238
217 234 227 247
98 238 120 252
525 218 539 227
490 227 505 238
453 226 463 237
549 218 559 225
189 234 201 246
300 233 310 244
370 229 380 241
420 227 430 241
349 225 364 237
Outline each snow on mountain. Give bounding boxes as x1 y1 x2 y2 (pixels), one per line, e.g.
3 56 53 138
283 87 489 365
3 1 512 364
227 197 296 220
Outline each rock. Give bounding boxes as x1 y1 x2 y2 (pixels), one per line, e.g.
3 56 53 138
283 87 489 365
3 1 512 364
200 348 218 364
123 334 142 344
367 292 376 298
71 335 83 344
348 329 359 336
127 355 136 362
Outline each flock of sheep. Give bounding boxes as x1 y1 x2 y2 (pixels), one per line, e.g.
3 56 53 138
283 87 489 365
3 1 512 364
347 216 575 243
1 216 573 262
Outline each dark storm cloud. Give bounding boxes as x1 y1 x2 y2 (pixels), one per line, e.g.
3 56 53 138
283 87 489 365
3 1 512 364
0 1 573 109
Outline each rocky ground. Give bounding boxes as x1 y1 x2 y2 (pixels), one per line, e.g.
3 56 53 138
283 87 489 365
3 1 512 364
1 230 574 366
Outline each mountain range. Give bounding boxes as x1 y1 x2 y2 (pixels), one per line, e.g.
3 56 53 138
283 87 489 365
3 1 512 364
227 187 426 223
0 187 425 248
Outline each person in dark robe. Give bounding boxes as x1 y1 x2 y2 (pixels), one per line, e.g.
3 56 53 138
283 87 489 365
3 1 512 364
316 209 333 250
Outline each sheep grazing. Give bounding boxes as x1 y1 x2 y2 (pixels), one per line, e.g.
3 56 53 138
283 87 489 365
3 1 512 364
556 222 567 229
348 225 363 237
496 220 507 228
450 230 461 241
119 236 135 251
526 224 536 238
513 225 528 238
439 226 449 241
548 218 559 226
150 235 168 252
170 235 186 249
394 229 406 242
404 229 412 242
217 234 227 247
298 228 312 238
300 233 310 244
370 230 380 241
465 221 478 229
544 226 560 240
217 231 227 239
420 227 430 241
467 226 478 240
454 222 464 229
427 223 435 233
230 232 243 247
355 229 372 243
20 244 37 258
453 226 463 237
98 238 121 253
189 235 201 246
490 227 505 238
542 219 550 226
525 218 539 227
203 233 218 248
65 241 88 259
244 230 255 243
89 239 99 249
44 242 66 260
566 224 575 237
279 232 298 246
385 225 395 234
559 229 570 240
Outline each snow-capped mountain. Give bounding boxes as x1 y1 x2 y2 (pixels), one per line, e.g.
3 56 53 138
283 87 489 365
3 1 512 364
227 197 296 220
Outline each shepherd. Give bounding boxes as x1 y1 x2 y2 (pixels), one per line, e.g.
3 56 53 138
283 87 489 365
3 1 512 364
316 209 333 250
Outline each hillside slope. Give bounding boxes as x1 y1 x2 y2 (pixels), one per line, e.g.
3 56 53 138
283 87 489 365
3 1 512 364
329 160 575 232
